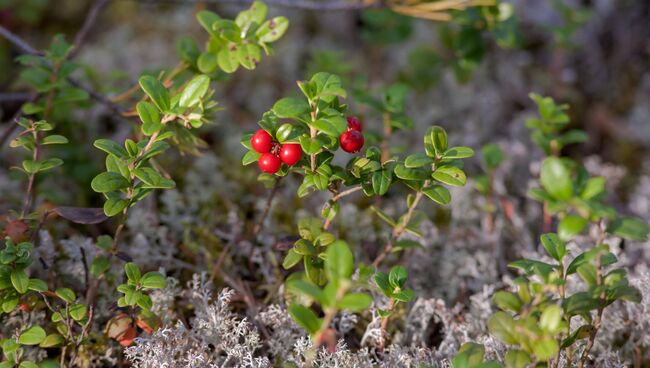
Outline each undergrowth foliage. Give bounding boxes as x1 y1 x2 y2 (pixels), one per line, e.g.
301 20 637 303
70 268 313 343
0 1 648 368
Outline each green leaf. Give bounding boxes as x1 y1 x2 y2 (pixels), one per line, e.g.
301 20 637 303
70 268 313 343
487 312 517 344
388 266 408 288
217 48 239 73
432 166 467 187
563 292 600 316
607 284 642 303
38 158 63 172
444 146 474 159
272 97 309 119
372 169 392 196
325 241 353 281
288 304 321 335
22 159 40 174
39 333 65 348
336 293 372 311
2 294 19 313
294 239 316 256
558 215 588 241
27 278 48 292
374 273 391 296
96 235 113 251
452 342 486 368
141 272 167 289
581 177 605 199
606 217 649 241
10 270 28 294
42 135 68 145
394 164 430 181
137 101 162 136
540 233 566 261
124 139 138 156
91 172 130 193
540 304 563 333
287 280 326 305
311 119 341 137
212 19 241 42
179 74 210 108
299 136 321 155
55 288 76 303
134 167 176 189
404 153 433 168
282 249 303 269
237 44 262 70
197 52 218 73
392 289 415 302
577 264 598 287
426 126 447 157
137 295 153 310
532 337 558 361
124 289 143 306
540 157 573 201
90 256 110 277
18 326 46 345
492 291 522 313
196 10 221 36
94 139 128 158
504 350 532 368
275 123 294 142
256 16 289 43
124 263 141 283
139 75 170 112
422 185 451 205
69 303 87 321
103 197 128 217
481 143 505 170
235 0 267 30
19 362 39 368
561 325 594 349
310 72 347 100
242 150 261 165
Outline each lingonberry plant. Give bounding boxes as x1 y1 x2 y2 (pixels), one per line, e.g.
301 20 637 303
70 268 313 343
1 2 289 366
241 72 475 348
454 95 649 368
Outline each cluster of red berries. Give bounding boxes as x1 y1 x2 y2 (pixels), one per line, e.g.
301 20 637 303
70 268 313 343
251 130 302 174
251 116 364 174
340 116 364 153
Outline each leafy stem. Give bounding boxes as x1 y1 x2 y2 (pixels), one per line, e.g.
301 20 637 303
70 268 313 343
20 127 40 218
372 181 428 268
323 185 363 231
309 100 320 172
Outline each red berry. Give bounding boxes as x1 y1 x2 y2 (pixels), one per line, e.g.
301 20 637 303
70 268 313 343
340 130 364 153
251 130 273 153
347 116 362 131
279 143 302 166
258 153 282 173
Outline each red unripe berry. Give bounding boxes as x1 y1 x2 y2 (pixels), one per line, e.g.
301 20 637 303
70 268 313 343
340 130 364 153
258 153 282 173
251 129 273 153
347 116 362 131
279 143 302 166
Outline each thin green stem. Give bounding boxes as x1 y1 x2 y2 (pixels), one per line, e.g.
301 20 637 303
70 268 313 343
372 181 428 268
